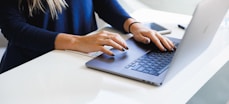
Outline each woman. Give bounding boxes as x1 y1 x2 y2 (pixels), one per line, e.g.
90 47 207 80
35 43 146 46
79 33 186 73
0 0 175 73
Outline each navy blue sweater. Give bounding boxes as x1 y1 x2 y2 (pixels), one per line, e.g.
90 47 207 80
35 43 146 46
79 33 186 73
0 0 131 73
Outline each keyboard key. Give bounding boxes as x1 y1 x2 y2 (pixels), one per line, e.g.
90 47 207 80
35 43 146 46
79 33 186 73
125 49 176 76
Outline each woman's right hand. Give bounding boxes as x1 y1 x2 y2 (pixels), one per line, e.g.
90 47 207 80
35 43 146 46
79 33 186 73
55 31 128 56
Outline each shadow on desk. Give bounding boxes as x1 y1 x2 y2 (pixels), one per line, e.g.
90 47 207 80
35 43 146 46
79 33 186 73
187 61 229 104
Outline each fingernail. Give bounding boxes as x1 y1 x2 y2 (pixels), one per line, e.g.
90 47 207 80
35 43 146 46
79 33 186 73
111 54 115 56
174 46 177 51
122 48 125 51
145 39 150 44
125 47 129 50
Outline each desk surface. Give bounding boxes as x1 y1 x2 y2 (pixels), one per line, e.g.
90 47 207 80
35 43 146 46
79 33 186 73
187 61 229 104
0 9 229 104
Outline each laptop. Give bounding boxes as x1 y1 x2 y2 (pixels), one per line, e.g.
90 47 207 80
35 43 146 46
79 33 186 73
86 0 229 86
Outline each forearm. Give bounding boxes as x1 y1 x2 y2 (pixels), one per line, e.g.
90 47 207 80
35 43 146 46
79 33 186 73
55 33 80 50
0 1 58 52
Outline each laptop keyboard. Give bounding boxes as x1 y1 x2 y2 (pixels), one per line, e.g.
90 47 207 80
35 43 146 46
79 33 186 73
125 48 176 76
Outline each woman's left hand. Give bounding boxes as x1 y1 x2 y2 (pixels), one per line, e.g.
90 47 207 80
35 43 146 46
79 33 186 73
129 22 175 51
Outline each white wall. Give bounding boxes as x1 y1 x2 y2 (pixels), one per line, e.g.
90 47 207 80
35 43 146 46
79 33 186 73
97 0 203 29
140 0 202 15
118 0 202 15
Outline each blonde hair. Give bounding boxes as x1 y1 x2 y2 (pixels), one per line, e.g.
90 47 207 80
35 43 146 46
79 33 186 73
19 0 68 19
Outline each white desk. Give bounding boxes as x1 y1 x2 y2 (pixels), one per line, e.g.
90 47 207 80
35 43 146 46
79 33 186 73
0 9 229 104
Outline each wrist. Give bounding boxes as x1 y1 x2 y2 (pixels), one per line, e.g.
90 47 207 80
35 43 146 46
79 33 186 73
124 18 140 33
128 22 140 33
55 33 79 50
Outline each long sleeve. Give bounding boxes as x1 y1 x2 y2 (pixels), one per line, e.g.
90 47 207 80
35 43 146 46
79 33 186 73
0 1 58 52
0 0 132 73
93 0 132 33
0 1 59 72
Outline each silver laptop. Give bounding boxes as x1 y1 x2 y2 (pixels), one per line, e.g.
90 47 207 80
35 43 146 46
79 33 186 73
86 0 229 86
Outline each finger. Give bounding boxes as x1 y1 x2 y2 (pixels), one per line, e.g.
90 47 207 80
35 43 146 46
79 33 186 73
156 34 176 51
134 33 151 44
147 32 167 51
165 37 176 49
106 32 128 49
100 46 114 56
94 31 126 51
103 38 126 51
156 34 174 51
